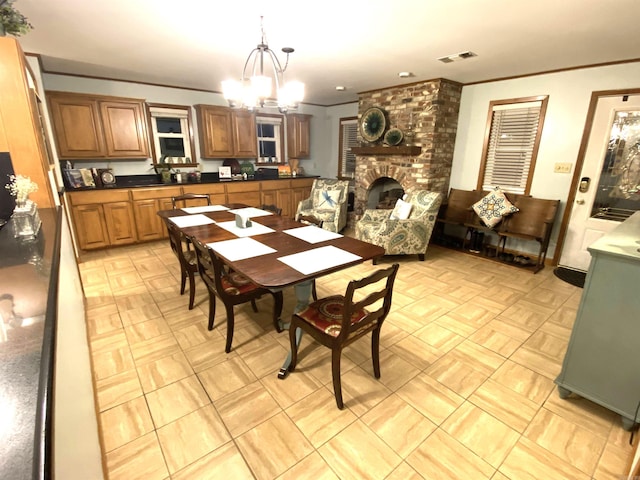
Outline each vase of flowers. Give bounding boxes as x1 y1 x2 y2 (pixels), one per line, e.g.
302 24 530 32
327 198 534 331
5 174 41 238
0 0 33 37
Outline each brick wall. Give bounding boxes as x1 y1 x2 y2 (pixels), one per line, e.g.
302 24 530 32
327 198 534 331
352 78 462 221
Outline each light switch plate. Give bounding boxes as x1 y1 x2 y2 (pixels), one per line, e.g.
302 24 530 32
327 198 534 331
554 162 572 173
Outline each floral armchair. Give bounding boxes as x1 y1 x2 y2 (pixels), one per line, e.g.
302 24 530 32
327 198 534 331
355 190 442 261
295 179 350 233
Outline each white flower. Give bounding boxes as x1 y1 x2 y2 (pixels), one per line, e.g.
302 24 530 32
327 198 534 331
5 174 38 205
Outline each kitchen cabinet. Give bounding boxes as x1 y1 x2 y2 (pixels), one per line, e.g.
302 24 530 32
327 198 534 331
67 190 137 249
261 180 293 217
555 212 640 430
287 114 311 159
131 187 181 241
181 183 226 204
195 105 257 158
47 91 150 159
0 37 55 208
226 181 260 206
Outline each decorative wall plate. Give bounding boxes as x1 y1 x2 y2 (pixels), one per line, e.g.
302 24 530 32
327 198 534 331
384 128 404 146
360 107 386 143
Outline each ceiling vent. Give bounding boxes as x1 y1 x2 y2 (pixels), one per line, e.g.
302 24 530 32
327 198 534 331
438 51 477 63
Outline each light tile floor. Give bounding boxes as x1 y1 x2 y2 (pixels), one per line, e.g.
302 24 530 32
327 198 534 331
79 239 635 480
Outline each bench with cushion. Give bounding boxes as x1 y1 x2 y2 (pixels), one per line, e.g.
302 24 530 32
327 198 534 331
435 187 560 272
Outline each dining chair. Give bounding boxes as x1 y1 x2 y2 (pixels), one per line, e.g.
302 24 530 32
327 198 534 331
171 193 211 209
260 204 282 215
190 236 284 353
165 220 198 310
287 263 399 409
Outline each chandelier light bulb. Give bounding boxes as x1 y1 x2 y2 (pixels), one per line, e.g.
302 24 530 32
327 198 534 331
221 17 304 113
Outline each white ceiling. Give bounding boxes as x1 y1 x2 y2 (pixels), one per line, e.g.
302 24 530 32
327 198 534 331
15 0 640 106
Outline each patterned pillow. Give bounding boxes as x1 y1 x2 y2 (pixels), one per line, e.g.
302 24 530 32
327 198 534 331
313 189 341 210
472 187 518 227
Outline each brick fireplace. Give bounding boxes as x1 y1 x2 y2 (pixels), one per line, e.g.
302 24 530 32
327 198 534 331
351 78 462 224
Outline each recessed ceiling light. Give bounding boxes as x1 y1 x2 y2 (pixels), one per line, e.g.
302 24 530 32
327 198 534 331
438 51 477 63
398 72 414 78
335 86 346 91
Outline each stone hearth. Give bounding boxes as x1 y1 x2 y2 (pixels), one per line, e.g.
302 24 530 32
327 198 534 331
351 78 462 223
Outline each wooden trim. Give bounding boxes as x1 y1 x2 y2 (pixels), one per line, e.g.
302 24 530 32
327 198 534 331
476 95 549 195
351 145 422 156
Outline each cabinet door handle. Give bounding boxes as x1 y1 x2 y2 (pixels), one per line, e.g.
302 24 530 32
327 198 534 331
576 199 585 205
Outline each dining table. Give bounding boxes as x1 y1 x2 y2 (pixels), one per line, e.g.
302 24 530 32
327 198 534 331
157 204 385 378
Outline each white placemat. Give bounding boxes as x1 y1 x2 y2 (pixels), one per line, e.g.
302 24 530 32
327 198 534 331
215 220 275 237
277 245 362 275
284 225 343 244
169 214 215 228
181 205 229 214
207 237 276 261
228 207 273 218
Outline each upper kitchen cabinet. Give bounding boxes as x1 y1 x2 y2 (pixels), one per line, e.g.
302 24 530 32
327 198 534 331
287 113 311 159
47 92 150 159
195 105 257 158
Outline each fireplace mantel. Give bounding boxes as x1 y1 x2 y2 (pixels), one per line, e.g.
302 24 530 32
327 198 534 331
351 145 422 156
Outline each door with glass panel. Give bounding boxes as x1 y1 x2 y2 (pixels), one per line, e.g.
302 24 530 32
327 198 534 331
559 95 640 271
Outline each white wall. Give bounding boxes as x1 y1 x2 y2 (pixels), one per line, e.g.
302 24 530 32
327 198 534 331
451 61 640 256
42 74 333 178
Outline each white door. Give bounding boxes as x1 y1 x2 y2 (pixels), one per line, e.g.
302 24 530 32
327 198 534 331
559 95 640 271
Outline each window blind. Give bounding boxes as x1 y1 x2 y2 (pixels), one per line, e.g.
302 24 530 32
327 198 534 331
483 101 542 194
339 119 358 179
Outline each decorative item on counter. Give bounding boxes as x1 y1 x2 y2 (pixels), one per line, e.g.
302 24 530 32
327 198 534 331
0 0 33 37
174 169 183 183
240 161 255 178
278 165 292 177
5 174 41 239
218 166 232 181
187 171 201 183
289 158 300 175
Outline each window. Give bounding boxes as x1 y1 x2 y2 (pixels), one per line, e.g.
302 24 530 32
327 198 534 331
338 117 358 179
147 104 195 165
478 96 548 194
256 114 284 163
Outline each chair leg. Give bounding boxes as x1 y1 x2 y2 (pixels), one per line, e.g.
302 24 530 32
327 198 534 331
207 294 217 331
250 299 258 312
372 327 381 379
288 324 299 372
224 305 235 353
272 291 284 332
331 348 344 409
187 271 196 310
418 253 425 261
179 266 187 295
311 280 318 301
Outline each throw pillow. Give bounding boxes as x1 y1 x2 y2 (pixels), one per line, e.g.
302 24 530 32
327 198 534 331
389 198 413 220
313 189 341 210
472 187 519 227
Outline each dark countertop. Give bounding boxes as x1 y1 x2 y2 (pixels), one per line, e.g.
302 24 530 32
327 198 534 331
64 172 318 192
0 208 59 480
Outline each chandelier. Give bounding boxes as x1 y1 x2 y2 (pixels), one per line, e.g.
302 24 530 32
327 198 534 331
222 17 304 113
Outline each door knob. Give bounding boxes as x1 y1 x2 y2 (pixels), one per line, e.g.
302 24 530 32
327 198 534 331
576 199 585 205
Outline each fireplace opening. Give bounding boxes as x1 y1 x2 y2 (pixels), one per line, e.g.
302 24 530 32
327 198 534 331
367 177 404 209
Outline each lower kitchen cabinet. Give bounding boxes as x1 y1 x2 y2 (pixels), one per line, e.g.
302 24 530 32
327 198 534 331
68 190 136 250
131 187 181 241
67 178 318 250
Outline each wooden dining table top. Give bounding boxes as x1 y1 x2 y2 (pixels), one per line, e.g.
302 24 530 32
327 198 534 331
158 204 385 289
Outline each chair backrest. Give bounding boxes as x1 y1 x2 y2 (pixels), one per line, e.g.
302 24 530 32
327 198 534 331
438 188 484 224
172 193 211 209
190 235 222 294
310 179 350 206
260 204 282 215
166 221 191 265
339 263 399 341
501 197 560 239
407 190 443 220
